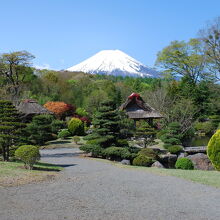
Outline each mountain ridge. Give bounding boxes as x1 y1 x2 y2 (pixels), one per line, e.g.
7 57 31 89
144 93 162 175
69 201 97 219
66 50 160 78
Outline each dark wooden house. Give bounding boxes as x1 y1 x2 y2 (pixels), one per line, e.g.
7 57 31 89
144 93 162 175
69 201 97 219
120 93 163 125
16 99 52 122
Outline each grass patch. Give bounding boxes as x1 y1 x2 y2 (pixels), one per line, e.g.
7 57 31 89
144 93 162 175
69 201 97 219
87 157 220 188
0 161 63 187
123 165 220 188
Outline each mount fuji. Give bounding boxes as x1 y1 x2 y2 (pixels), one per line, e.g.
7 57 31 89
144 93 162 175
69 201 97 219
66 50 160 78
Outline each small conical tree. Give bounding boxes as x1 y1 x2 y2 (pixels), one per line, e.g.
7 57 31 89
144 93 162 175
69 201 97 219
85 100 121 149
0 100 25 161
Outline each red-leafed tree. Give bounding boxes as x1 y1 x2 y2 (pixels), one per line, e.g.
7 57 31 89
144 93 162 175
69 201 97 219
44 101 75 119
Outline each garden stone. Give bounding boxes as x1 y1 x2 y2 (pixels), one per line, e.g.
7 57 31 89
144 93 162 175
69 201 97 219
121 159 131 165
159 154 177 168
187 153 214 170
151 161 164 168
178 152 186 159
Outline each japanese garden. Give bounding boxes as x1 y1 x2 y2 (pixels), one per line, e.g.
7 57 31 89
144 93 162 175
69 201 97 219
1 4 220 220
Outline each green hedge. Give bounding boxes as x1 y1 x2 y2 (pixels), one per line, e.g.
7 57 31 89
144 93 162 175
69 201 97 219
207 130 220 171
133 154 153 167
175 158 194 170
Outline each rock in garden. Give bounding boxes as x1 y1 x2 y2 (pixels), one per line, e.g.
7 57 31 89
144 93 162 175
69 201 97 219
151 161 164 168
159 154 177 168
121 159 131 165
178 152 186 159
187 153 214 170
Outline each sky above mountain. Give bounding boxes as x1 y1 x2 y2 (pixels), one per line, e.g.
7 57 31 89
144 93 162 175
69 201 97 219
1 0 220 70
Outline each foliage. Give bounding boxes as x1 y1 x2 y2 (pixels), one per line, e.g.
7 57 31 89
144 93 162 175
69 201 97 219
24 114 55 145
167 145 183 154
0 100 25 161
50 119 66 133
73 136 80 144
133 155 153 167
194 121 215 135
207 130 220 171
44 101 75 119
160 122 183 145
175 158 194 170
200 17 220 81
135 121 157 147
84 100 121 148
156 39 208 83
75 108 88 117
57 129 71 139
138 148 159 160
103 147 132 160
15 145 40 170
79 145 103 158
0 51 35 98
68 117 84 135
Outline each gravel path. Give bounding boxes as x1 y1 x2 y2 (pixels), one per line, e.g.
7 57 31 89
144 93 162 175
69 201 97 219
1 148 220 220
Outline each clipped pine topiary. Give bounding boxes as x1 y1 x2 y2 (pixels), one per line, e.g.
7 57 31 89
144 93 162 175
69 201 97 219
0 100 26 161
175 158 194 170
57 129 71 139
15 145 40 170
207 130 220 171
133 155 153 167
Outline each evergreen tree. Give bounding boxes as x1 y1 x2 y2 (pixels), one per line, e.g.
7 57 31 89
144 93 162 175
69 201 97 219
0 100 25 161
89 100 121 148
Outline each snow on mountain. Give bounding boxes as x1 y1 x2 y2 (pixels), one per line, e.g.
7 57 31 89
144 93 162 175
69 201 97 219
66 50 160 78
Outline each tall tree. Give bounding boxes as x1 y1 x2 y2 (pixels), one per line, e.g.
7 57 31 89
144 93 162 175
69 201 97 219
156 39 208 84
200 17 220 81
0 51 35 99
0 100 25 161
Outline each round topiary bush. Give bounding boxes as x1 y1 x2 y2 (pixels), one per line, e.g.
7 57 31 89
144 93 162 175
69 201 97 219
15 145 40 170
167 145 183 154
133 155 153 167
68 117 84 136
175 158 194 170
207 130 220 171
80 144 103 158
103 147 132 160
138 148 159 160
57 129 71 139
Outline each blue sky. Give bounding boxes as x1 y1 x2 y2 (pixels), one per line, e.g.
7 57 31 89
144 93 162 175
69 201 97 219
0 0 220 70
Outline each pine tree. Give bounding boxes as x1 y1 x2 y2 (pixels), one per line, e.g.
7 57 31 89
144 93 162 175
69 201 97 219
90 100 120 148
0 100 25 161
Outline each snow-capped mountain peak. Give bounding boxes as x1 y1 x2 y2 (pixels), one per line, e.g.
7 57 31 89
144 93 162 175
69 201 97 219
66 50 159 78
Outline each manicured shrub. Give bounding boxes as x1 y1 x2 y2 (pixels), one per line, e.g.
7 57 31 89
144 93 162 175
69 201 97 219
24 114 54 145
138 148 159 160
15 145 40 170
80 145 103 157
73 136 80 144
167 145 183 154
68 118 84 136
194 121 215 135
163 144 172 149
116 139 129 147
0 100 26 161
57 129 71 139
175 158 194 170
51 119 66 134
133 154 153 167
207 130 220 171
103 147 132 160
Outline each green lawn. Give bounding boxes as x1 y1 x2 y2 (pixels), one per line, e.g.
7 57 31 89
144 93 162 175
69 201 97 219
124 165 220 188
0 161 63 187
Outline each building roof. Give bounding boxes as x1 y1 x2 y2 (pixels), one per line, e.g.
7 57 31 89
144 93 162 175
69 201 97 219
120 93 163 119
16 99 52 117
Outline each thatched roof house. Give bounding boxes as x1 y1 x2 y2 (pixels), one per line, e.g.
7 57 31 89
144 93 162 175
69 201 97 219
120 93 163 120
16 99 52 121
